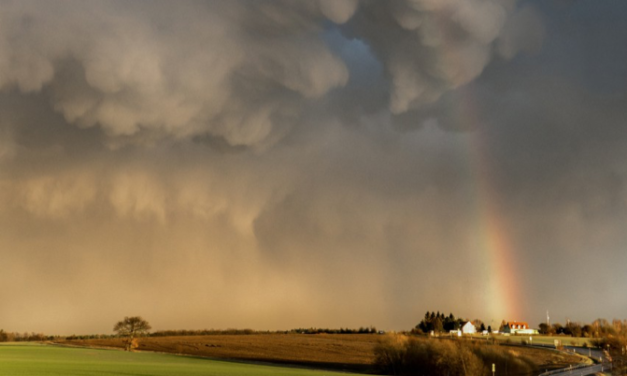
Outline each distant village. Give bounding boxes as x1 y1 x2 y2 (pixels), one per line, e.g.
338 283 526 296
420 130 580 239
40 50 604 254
447 320 538 337
414 311 539 337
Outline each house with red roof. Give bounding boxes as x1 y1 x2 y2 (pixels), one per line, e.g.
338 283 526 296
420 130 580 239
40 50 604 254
501 321 538 335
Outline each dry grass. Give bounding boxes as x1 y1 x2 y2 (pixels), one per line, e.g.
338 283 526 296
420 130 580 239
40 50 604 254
495 345 587 371
57 334 586 374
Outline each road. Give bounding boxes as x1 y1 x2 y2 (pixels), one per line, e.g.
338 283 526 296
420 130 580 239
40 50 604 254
537 346 610 376
539 362 610 376
563 345 604 361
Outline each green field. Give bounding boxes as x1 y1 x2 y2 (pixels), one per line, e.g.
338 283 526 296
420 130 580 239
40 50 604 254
0 343 366 376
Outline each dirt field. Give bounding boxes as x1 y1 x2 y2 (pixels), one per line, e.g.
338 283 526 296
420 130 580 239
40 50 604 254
58 334 586 374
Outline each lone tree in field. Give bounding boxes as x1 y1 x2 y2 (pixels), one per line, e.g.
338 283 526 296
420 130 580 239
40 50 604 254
113 316 151 351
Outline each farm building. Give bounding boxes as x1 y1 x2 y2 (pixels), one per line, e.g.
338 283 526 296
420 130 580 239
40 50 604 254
461 321 476 334
501 321 539 335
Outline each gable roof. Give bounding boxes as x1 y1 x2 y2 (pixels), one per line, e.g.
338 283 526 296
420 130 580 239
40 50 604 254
507 321 529 328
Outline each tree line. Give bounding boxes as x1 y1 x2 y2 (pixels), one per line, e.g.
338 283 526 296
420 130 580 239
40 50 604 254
290 326 379 334
0 330 54 342
412 311 490 334
151 328 257 337
67 327 380 339
538 318 627 338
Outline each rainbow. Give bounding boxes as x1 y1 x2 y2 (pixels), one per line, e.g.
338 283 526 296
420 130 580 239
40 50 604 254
402 8 524 325
415 1 524 324
457 91 522 324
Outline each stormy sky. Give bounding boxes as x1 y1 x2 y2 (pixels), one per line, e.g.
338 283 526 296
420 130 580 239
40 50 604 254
1 0 627 335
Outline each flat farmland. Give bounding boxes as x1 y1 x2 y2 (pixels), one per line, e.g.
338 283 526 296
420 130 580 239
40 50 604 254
59 333 380 373
58 333 587 374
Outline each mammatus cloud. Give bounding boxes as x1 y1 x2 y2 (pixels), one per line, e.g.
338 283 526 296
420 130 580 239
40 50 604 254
343 0 544 114
0 1 355 147
2 0 626 334
0 0 543 147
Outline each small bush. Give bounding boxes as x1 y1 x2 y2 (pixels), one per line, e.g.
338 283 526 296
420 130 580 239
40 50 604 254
473 345 535 376
373 334 408 375
373 335 534 376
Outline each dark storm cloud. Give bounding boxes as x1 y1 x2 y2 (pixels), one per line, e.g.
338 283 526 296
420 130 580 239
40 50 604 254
1 0 626 334
0 0 355 148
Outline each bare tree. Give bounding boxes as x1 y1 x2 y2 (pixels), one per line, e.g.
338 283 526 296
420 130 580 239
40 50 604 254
113 316 151 351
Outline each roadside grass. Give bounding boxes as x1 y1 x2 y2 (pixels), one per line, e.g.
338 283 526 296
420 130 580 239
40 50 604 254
413 336 584 371
485 335 594 347
0 343 367 376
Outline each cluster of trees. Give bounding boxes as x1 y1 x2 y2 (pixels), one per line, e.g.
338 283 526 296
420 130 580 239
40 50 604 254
411 312 627 339
413 312 490 334
537 318 627 338
579 321 627 375
374 334 535 376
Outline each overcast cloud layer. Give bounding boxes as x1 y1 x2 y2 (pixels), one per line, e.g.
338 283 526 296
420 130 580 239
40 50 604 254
1 0 627 334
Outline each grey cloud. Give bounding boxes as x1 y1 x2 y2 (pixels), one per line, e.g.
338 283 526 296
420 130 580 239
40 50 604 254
0 127 16 160
0 1 351 147
497 4 545 59
0 0 545 148
343 0 532 114
319 0 360 24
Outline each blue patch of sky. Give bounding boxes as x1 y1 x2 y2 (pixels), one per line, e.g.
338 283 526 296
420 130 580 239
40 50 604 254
322 25 383 89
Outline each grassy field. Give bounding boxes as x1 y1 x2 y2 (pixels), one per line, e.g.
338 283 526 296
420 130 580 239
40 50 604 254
0 343 367 376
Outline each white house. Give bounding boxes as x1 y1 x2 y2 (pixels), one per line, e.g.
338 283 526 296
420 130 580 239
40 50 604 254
501 321 539 335
461 321 476 335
